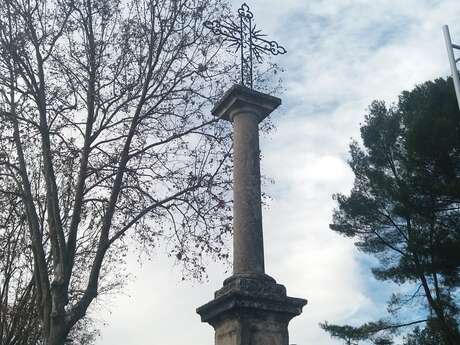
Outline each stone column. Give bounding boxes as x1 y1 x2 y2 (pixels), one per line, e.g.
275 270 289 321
197 85 307 345
232 96 265 275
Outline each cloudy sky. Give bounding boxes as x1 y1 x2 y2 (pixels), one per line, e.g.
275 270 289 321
95 1 460 344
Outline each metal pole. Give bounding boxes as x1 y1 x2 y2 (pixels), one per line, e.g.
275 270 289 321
248 16 253 89
240 14 244 86
443 25 460 111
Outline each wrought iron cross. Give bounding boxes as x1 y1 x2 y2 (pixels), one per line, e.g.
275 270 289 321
204 3 287 89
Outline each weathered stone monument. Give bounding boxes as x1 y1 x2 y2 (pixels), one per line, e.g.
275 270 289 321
197 4 307 345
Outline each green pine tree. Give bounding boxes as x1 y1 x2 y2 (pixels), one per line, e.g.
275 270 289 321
322 78 460 345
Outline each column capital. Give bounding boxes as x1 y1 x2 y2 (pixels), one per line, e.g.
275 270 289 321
212 84 281 123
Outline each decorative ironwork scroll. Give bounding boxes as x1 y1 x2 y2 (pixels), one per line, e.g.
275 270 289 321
204 3 287 89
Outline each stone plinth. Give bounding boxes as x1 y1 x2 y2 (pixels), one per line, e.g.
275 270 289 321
197 85 307 345
197 275 307 345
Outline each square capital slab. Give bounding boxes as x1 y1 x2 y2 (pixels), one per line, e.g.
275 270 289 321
212 85 281 123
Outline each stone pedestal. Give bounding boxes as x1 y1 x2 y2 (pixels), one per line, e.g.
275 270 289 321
197 274 306 345
197 85 307 345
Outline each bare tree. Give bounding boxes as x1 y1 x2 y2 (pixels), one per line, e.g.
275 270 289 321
0 191 41 345
0 180 100 345
0 0 236 343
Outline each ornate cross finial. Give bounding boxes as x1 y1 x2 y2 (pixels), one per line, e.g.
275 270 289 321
204 3 287 89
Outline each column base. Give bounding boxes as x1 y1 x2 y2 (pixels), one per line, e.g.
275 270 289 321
196 275 307 345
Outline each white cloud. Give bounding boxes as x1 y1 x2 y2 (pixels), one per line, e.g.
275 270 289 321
97 1 460 345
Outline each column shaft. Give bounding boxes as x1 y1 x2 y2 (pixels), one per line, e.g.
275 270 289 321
232 109 264 275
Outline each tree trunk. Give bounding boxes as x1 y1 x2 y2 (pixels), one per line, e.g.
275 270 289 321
416 263 460 345
44 318 70 345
